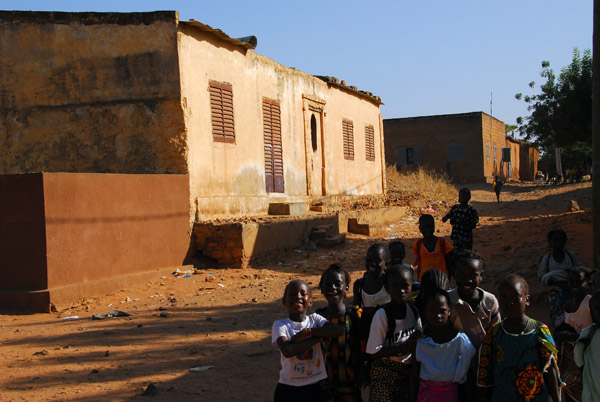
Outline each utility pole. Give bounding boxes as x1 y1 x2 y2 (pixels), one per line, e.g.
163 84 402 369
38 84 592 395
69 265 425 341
594 0 600 269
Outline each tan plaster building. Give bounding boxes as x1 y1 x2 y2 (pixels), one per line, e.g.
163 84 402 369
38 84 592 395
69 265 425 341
383 112 538 183
0 10 385 221
0 10 386 311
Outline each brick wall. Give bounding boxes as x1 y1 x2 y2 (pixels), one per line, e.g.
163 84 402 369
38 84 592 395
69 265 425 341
194 222 247 267
193 214 340 268
384 112 492 183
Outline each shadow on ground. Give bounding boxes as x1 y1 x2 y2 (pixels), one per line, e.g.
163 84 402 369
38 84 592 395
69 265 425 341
0 182 593 401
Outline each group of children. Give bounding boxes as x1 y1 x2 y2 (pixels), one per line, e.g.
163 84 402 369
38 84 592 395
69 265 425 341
272 189 599 402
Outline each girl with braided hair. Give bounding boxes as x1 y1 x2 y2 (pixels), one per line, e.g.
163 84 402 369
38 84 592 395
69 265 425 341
415 268 449 316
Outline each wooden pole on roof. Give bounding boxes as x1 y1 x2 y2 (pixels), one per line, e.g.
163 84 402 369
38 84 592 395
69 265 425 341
593 0 600 270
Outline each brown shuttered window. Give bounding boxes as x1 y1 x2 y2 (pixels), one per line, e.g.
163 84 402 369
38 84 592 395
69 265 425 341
209 81 235 143
365 124 375 161
343 119 354 160
263 98 285 193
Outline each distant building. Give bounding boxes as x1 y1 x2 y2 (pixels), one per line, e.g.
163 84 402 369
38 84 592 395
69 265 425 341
383 112 538 183
515 138 541 181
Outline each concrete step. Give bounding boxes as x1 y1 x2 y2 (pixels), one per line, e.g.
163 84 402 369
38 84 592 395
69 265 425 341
268 202 308 215
347 218 381 236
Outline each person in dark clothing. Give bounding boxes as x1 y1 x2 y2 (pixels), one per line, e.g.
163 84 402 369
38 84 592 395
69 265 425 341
493 176 504 202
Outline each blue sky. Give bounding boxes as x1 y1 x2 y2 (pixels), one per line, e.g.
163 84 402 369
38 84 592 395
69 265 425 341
1 1 593 130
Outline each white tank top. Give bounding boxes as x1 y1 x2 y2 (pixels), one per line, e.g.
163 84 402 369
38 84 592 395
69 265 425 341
565 294 592 333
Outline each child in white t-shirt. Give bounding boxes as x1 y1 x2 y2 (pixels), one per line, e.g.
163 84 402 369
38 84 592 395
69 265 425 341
272 280 344 402
366 265 422 402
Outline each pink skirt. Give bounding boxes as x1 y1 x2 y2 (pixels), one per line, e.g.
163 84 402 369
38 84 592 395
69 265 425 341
417 379 458 402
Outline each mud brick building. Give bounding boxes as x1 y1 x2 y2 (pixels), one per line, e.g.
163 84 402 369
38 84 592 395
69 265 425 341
0 11 385 310
516 138 541 181
383 112 538 183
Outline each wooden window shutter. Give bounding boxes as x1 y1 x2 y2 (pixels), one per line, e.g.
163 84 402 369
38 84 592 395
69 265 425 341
209 81 235 143
414 147 423 164
263 99 285 193
397 147 407 165
342 119 354 160
365 124 375 161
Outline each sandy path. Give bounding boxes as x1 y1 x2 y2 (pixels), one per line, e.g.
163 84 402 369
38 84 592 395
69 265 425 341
0 181 592 401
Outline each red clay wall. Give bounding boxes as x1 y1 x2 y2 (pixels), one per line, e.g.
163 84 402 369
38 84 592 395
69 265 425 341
0 173 191 312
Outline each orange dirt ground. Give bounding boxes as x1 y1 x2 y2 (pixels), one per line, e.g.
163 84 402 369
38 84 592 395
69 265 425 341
0 181 593 401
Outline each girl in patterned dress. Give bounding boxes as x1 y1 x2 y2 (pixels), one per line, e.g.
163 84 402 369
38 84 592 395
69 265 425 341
316 264 364 402
477 274 561 402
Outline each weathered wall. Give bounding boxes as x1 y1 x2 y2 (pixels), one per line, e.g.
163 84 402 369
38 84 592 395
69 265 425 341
178 24 384 219
384 112 487 183
0 11 188 176
0 173 191 311
323 87 384 196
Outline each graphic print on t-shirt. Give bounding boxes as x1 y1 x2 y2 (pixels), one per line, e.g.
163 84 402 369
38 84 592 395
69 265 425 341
390 327 417 345
292 346 320 377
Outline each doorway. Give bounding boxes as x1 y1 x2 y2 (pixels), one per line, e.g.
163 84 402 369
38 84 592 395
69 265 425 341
302 96 326 196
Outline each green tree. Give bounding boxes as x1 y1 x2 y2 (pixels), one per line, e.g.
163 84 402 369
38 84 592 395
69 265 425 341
515 48 592 171
505 124 518 135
